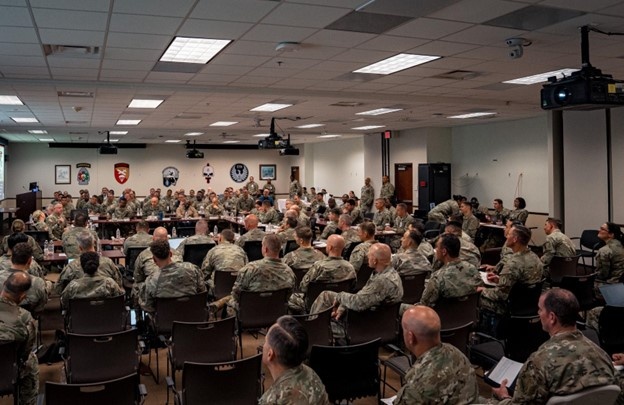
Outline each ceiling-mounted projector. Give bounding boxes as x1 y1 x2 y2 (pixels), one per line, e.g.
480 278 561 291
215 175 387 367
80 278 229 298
99 144 118 155
186 148 204 159
279 147 299 156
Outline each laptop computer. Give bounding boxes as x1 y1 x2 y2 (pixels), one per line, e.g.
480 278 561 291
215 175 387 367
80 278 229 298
599 283 624 307
168 238 184 250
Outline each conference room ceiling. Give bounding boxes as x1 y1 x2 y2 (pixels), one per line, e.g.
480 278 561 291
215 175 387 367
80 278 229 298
2 0 624 145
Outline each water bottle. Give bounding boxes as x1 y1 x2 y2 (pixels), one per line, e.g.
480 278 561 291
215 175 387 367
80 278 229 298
172 227 177 238
29 213 33 223
115 228 121 239
213 225 218 237
47 240 54 256
43 240 49 256
97 239 101 254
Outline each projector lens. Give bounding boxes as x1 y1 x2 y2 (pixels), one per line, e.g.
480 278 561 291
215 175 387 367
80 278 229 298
555 87 570 104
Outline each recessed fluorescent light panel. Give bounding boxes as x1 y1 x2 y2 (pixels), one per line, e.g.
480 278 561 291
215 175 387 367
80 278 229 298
160 37 232 64
354 53 441 75
116 119 141 125
28 130 47 134
110 131 128 135
108 139 119 142
223 140 240 144
296 124 324 129
253 133 270 137
503 68 578 85
448 112 497 119
318 134 341 138
165 139 181 143
352 125 385 130
128 99 164 108
0 95 23 105
185 132 204 136
39 138 54 142
356 108 403 116
11 117 38 123
210 121 237 127
250 103 292 112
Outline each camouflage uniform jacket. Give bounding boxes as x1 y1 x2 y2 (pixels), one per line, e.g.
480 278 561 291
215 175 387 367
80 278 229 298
259 364 329 405
76 199 88 210
319 220 338 240
263 183 276 196
0 234 43 262
61 226 99 259
540 229 576 267
349 240 377 273
140 261 206 313
298 212 309 227
434 238 482 269
45 213 66 240
300 256 355 294
428 199 459 223
61 274 124 308
418 240 435 260
332 265 402 313
62 203 75 219
508 208 529 224
420 260 482 307
0 255 45 278
237 197 255 213
246 181 259 196
175 205 198 218
134 247 182 285
360 185 374 210
101 199 117 213
310 199 326 214
236 228 266 248
393 214 414 234
230 258 296 309
489 208 511 224
349 207 363 225
283 247 326 273
373 209 394 228
55 255 122 295
262 208 281 225
276 228 296 246
83 202 102 214
480 248 543 315
33 220 53 240
462 214 480 240
123 231 152 255
392 248 432 275
341 228 360 247
201 241 248 281
498 330 617 405
176 234 215 257
206 204 224 216
289 180 302 198
142 203 164 217
380 182 395 199
395 343 479 405
596 239 624 284
0 270 48 314
111 206 134 219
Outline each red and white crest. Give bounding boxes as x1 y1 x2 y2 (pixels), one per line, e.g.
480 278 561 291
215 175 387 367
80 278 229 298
114 162 130 184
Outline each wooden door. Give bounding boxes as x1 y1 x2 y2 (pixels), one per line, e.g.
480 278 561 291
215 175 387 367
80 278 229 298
290 166 300 182
394 163 413 207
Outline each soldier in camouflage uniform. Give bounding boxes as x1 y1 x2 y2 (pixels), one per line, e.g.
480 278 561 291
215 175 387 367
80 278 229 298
276 217 298 246
395 306 478 405
479 225 543 315
142 197 163 217
236 215 266 248
392 230 432 276
55 232 122 295
245 176 259 197
360 177 374 214
288 234 354 314
224 234 296 316
0 243 48 315
123 221 152 255
61 251 124 308
110 197 135 219
236 189 255 214
419 234 482 308
373 198 394 229
101 191 117 214
0 272 39 405
489 198 511 225
310 243 403 341
428 198 460 224
283 226 325 272
595 222 624 285
32 210 53 240
379 175 395 200
62 213 99 259
262 180 276 199
175 198 199 218
343 198 362 226
83 195 102 215
435 221 481 269
337 214 360 249
540 218 576 268
386 203 414 250
201 229 248 293
45 203 67 240
349 222 378 273
139 239 206 313
260 316 329 405
175 220 214 257
206 196 225 216
0 234 46 280
319 208 341 240
260 200 280 225
310 193 326 215
289 175 302 198
0 220 43 261
60 194 75 219
460 200 480 241
492 288 618 404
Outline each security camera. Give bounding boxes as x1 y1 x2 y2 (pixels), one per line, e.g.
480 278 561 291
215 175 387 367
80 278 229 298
505 38 525 47
509 46 523 59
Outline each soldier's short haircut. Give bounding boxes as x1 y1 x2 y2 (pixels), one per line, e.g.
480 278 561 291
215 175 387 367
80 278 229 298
542 288 579 327
150 239 171 260
74 213 87 227
267 315 308 368
494 198 503 205
80 251 100 276
407 230 423 246
295 226 312 242
262 200 272 207
221 229 235 243
511 225 531 246
263 234 282 254
396 203 407 212
137 221 149 231
444 221 462 235
11 243 32 266
330 208 341 217
286 217 298 229
77 231 95 250
347 198 356 206
339 214 352 226
411 220 425 234
375 198 385 204
438 234 460 258
8 233 28 251
3 272 31 295
546 217 563 230
10 219 25 233
359 222 376 237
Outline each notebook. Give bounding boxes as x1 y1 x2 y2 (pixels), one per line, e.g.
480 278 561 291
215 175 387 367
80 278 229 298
599 283 624 307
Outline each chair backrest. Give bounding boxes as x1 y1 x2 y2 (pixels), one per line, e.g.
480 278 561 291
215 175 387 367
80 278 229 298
342 241 361 260
70 209 88 221
434 293 480 330
599 305 624 355
306 279 353 312
291 307 333 356
400 272 427 304
183 243 215 267
440 321 473 356
560 273 597 311
549 255 581 283
346 302 401 345
126 247 146 271
237 288 290 330
507 279 544 316
176 227 196 238
503 315 550 363
66 329 139 384
545 384 621 405
170 317 236 370
291 267 308 291
25 230 49 249
579 230 605 251
283 239 299 256
181 354 262 405
423 229 441 241
310 338 381 404
45 373 143 405
355 264 374 292
154 291 208 336
213 271 238 300
481 247 503 266
0 341 18 397
67 294 126 334
242 240 263 262
424 221 443 232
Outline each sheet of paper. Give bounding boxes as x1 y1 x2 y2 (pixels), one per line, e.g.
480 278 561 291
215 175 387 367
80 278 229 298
487 356 523 385
381 395 396 405
480 271 497 287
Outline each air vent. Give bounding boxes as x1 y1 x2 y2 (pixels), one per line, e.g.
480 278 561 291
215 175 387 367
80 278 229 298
69 131 89 135
175 114 205 120
433 70 480 80
44 45 100 57
330 101 364 107
57 91 94 98
65 121 89 125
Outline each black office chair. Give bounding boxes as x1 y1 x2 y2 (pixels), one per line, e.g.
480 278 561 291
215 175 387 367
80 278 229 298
212 270 238 300
400 272 427 304
176 227 195 238
440 321 474 356
283 239 299 256
560 273 598 313
481 247 503 266
434 293 480 330
598 305 624 355
182 243 215 267
571 230 605 268
0 341 18 405
305 279 354 313
124 247 146 283
346 302 401 345
65 294 127 334
549 255 582 284
44 373 147 405
25 230 49 250
290 307 333 357
310 338 381 404
354 264 374 292
342 241 361 261
242 240 263 262
507 279 544 317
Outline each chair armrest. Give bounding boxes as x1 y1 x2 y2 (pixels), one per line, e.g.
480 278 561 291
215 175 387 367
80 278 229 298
473 331 505 347
158 335 169 347
58 346 66 359
138 383 148 405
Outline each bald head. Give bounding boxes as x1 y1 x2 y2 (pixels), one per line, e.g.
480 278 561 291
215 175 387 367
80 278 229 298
153 226 169 241
1 271 32 304
195 219 208 234
245 214 259 229
402 306 441 353
327 234 345 257
368 243 391 268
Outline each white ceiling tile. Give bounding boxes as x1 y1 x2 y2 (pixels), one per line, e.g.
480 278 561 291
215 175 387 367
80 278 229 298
332 48 395 63
109 14 182 35
113 0 196 17
304 29 375 47
104 47 163 61
144 72 195 82
101 59 154 71
38 28 105 46
224 40 278 57
47 57 100 68
0 43 42 56
212 54 271 67
356 35 429 52
407 40 480 57
29 0 110 12
286 0 362 7
106 32 172 50
430 0 528 23
0 5 32 26
541 0 622 12
32 8 108 30
240 24 317 43
0 26 39 43
537 13 624 35
388 18 474 39
262 3 350 28
178 19 253 40
0 55 47 66
442 25 528 45
191 0 278 23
